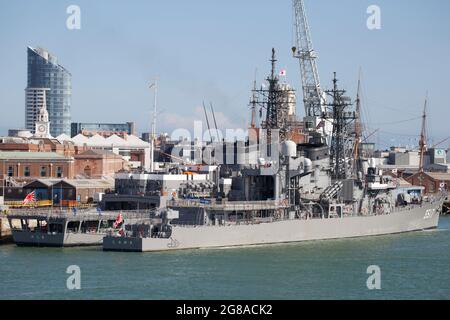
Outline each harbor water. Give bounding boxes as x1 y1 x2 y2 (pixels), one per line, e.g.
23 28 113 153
0 216 449 300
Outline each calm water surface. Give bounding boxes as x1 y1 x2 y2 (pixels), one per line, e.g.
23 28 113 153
1 217 449 300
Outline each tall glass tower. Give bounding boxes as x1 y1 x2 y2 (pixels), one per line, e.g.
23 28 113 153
26 46 71 136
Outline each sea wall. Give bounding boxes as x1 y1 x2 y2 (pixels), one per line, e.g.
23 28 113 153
0 215 13 244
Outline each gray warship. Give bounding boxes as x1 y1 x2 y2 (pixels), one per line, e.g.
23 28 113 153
103 46 443 252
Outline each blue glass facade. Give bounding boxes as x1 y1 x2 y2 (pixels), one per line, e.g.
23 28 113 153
26 47 71 136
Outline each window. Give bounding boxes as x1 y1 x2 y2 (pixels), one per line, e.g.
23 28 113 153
56 167 63 178
7 166 13 177
429 182 435 193
24 166 30 177
84 166 91 177
40 166 47 177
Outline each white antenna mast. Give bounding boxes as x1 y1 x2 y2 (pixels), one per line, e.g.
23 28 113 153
149 79 158 172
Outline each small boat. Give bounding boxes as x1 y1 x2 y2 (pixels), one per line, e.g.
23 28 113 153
7 209 146 247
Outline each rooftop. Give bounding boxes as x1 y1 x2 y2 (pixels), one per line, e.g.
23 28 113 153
0 151 69 160
62 133 149 148
24 179 64 188
24 178 114 189
75 149 122 158
56 178 114 188
425 172 450 181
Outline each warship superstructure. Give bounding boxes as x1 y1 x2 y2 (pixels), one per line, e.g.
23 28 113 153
103 47 443 252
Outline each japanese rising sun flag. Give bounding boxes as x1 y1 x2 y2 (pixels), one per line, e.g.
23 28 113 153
113 212 124 228
22 190 36 205
279 69 286 76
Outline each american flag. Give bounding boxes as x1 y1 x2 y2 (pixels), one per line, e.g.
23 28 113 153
22 190 36 205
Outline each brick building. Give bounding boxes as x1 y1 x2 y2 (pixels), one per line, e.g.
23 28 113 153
0 151 74 183
74 149 124 178
406 172 450 194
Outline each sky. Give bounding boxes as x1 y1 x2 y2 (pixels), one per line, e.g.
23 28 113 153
0 0 449 149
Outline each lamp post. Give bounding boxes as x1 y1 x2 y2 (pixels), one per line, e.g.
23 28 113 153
60 183 63 211
50 163 53 208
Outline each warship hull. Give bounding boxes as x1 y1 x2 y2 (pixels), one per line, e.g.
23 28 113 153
7 211 126 247
12 232 104 247
103 201 442 252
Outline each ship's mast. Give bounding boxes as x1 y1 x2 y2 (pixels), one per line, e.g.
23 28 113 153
252 49 295 153
325 73 356 181
353 71 363 177
264 48 279 131
250 70 258 129
418 96 427 173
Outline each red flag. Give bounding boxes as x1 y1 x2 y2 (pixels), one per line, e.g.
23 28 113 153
23 190 36 205
113 212 124 228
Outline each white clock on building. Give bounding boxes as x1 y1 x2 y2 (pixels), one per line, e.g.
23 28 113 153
34 94 51 138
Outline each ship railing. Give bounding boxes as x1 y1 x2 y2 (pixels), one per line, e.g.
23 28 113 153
167 199 289 211
6 209 152 220
380 196 444 215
